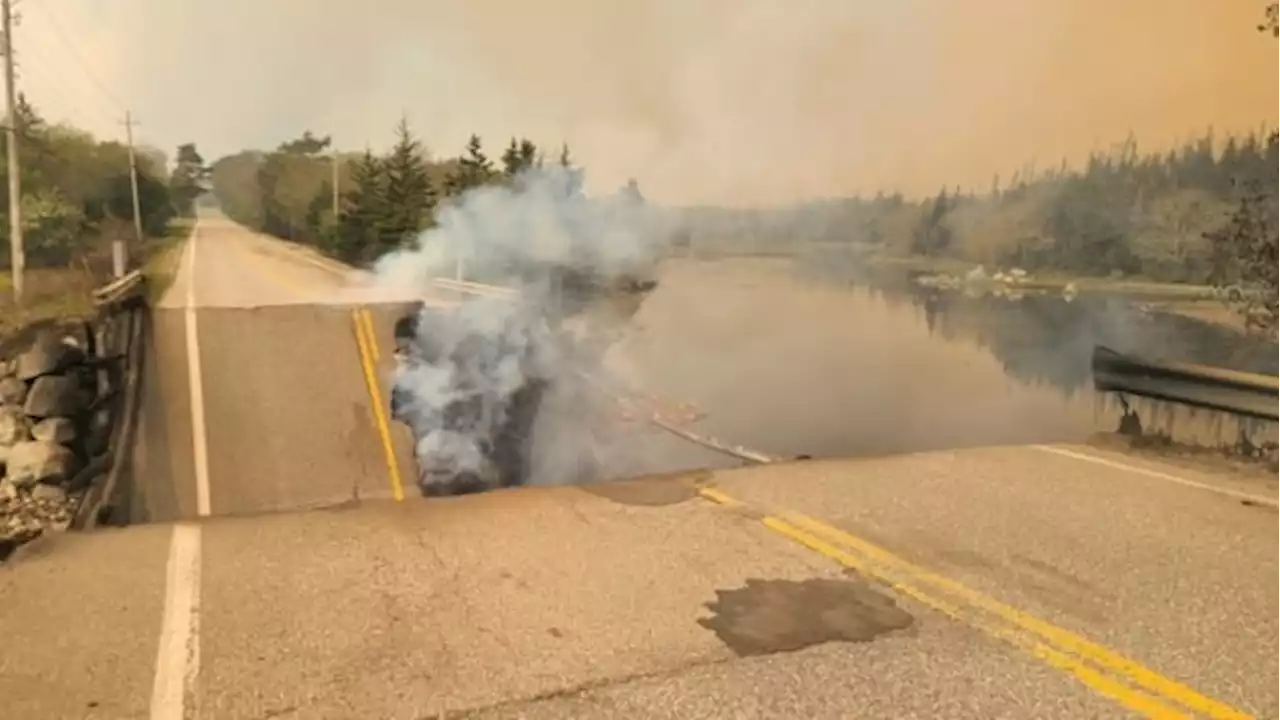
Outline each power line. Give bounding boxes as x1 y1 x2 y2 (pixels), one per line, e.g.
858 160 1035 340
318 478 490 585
26 0 123 113
12 50 118 129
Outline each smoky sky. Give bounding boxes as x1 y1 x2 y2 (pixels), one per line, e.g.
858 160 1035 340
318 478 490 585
19 0 1279 205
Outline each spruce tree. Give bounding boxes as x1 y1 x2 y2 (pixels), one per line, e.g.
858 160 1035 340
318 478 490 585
337 149 389 263
501 138 522 177
381 118 436 249
501 137 540 179
445 134 495 196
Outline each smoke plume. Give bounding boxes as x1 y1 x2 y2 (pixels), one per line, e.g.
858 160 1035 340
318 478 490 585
376 166 669 494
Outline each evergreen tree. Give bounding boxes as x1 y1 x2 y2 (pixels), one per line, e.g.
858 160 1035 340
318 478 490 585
170 142 209 216
500 137 539 178
337 149 389 263
500 138 522 177
444 134 495 196
380 118 436 249
911 187 953 256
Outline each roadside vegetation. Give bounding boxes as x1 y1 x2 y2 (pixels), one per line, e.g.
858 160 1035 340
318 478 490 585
0 96 201 338
210 125 575 266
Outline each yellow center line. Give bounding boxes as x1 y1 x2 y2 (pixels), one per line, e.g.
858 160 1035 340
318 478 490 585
697 487 1252 720
352 307 405 502
358 308 380 363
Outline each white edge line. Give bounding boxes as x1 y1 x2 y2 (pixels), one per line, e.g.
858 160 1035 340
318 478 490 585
184 229 212 518
149 523 202 720
1032 444 1278 508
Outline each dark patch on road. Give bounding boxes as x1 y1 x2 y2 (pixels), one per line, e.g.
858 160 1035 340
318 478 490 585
698 577 914 656
581 469 710 506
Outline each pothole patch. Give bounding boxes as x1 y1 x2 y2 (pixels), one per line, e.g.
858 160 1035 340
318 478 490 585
698 577 915 656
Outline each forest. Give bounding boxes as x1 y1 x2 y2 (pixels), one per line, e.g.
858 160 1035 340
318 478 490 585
211 124 570 266
210 122 1278 330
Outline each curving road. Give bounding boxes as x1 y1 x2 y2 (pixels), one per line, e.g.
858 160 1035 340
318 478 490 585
0 211 1275 720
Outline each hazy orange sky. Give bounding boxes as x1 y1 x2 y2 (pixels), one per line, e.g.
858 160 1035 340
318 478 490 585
18 0 1279 204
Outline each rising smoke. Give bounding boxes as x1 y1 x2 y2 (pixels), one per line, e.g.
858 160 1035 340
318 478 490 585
375 166 671 494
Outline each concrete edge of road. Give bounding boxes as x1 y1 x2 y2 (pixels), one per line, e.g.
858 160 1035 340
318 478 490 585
1030 443 1279 509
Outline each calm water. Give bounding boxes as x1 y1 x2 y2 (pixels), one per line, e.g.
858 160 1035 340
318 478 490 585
608 255 1277 464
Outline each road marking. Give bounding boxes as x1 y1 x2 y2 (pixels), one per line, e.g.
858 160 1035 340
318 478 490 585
153 229 209 718
183 231 212 517
1033 445 1278 509
359 308 380 362
150 523 202 720
697 487 1252 720
352 307 405 501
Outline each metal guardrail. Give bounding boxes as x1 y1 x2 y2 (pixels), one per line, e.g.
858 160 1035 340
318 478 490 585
429 277 518 299
1091 346 1279 422
91 269 145 309
72 272 149 529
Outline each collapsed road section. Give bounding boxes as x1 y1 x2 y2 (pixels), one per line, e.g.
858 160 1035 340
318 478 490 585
386 268 801 498
387 268 683 497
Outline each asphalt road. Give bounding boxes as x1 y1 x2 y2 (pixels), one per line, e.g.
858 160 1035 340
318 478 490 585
0 213 1275 719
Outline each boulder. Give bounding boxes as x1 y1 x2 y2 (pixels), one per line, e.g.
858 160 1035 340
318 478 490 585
0 405 30 446
15 338 83 381
0 375 25 405
23 374 87 418
4 440 78 488
31 417 77 445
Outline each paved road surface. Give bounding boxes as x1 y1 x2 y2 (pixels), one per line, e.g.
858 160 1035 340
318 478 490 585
0 212 1275 719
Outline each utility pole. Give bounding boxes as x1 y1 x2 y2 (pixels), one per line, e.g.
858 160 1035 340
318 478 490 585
2 0 22 304
119 111 142 278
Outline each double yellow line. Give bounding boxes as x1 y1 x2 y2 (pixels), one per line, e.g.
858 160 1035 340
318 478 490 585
242 248 406 501
351 307 406 501
697 487 1252 720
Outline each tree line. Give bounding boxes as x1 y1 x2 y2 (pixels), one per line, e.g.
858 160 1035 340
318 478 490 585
755 127 1277 279
211 121 1278 332
0 95 197 272
210 121 577 266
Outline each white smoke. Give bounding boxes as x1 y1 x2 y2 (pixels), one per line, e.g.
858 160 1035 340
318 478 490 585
375 165 669 495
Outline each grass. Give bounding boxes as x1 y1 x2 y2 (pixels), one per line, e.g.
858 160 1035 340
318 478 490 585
0 266 98 343
140 217 194 303
0 217 195 345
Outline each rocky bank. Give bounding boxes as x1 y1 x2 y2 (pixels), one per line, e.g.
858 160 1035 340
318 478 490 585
0 329 110 557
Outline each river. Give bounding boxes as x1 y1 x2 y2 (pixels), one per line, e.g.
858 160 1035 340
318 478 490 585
605 254 1277 467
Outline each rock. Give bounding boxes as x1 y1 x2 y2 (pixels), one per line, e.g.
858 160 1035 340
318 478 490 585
23 374 87 418
0 405 30 446
15 338 83 381
4 440 78 488
30 483 68 504
31 417 77 445
0 375 25 405
0 478 17 502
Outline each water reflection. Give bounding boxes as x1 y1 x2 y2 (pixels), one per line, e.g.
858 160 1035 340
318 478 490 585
619 255 1276 463
800 251 1278 454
